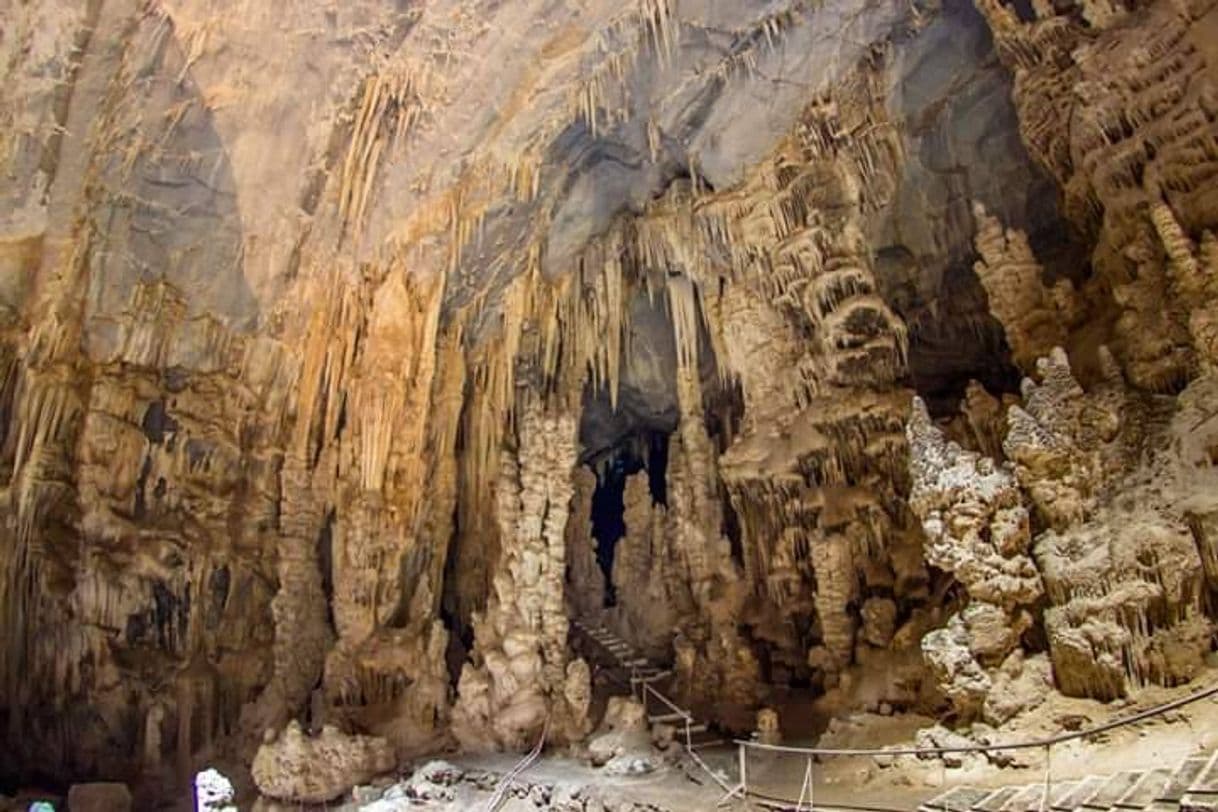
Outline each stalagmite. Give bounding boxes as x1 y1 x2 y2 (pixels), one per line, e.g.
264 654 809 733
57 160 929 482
251 721 395 803
452 404 590 750
3 0 1218 803
971 202 1073 372
906 396 1043 719
609 472 680 656
565 466 604 622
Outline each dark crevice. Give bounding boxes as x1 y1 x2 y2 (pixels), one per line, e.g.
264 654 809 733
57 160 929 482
316 509 336 634
588 432 671 607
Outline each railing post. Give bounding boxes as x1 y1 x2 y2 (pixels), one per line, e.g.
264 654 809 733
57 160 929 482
1040 743 1052 812
809 755 815 812
739 742 748 797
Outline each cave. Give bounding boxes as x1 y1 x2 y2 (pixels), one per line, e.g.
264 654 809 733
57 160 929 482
585 431 669 607
3 0 1218 809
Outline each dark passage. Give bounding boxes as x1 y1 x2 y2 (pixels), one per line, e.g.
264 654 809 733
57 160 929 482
588 431 669 606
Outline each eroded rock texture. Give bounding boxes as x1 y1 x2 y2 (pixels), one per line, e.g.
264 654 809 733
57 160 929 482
907 397 1041 720
250 722 394 804
2 0 1218 802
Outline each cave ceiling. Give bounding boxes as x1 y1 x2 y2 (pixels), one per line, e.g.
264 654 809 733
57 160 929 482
3 0 1218 804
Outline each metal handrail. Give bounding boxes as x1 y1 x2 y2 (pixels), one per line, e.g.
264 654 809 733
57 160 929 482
687 743 735 793
644 682 692 721
721 679 1218 811
733 680 1218 757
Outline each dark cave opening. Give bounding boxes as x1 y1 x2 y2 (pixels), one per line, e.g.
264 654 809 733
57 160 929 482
587 430 670 607
721 491 744 568
439 505 475 689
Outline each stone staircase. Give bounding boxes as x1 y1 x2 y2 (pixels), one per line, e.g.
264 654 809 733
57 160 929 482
569 619 726 750
919 752 1218 812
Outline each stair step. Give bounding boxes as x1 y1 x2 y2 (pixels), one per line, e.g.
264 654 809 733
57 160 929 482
1001 784 1045 812
1046 782 1082 810
690 738 727 750
1115 768 1175 809
977 787 1023 812
649 712 688 724
624 657 649 667
920 785 993 812
1181 794 1218 812
1083 772 1146 809
1192 752 1218 794
1160 758 1210 803
916 751 1218 812
1054 777 1110 811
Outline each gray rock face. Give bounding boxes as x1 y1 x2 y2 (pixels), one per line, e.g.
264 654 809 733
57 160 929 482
870 0 1078 405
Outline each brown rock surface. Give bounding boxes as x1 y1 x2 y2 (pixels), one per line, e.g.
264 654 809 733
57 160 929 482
2 0 1217 803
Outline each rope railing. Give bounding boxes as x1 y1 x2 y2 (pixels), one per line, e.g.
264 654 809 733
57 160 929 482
642 681 692 721
633 673 739 793
720 680 1218 810
733 680 1218 756
484 715 550 812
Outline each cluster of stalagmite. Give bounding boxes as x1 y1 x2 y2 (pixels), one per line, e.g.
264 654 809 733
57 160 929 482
453 405 591 750
4 0 1218 804
906 398 1042 721
1009 350 1215 699
911 322 1218 709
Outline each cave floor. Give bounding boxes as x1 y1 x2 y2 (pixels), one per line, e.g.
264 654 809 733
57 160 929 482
735 667 1218 810
442 668 1218 811
169 669 1218 811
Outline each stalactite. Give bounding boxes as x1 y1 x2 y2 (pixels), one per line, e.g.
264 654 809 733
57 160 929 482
339 58 435 241
666 274 702 374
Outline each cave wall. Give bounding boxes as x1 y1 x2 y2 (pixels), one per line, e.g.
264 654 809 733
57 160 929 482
1 0 1218 801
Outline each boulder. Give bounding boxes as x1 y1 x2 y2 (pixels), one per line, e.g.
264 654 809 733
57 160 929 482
68 783 132 812
251 721 395 803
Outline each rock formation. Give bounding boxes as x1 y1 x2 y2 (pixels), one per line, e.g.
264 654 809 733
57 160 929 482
1008 351 1217 699
250 722 394 804
907 396 1042 719
2 0 1218 804
453 405 591 750
971 203 1077 372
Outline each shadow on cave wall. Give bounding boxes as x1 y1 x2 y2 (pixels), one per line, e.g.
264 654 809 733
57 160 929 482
872 0 1090 414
